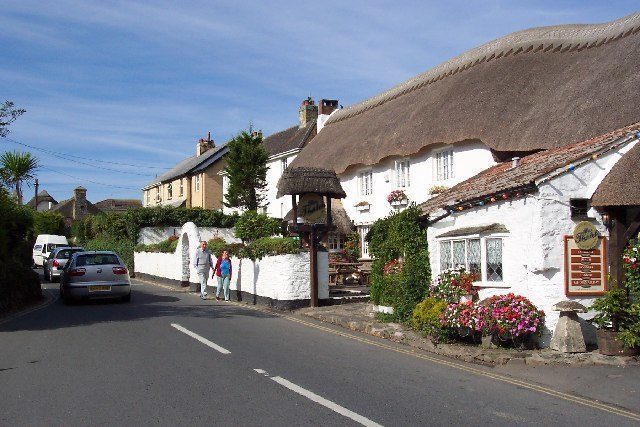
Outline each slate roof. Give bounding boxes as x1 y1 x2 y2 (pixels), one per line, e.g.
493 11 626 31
50 197 102 217
94 199 142 212
291 12 640 174
26 189 57 208
419 123 640 216
143 145 228 189
592 142 640 207
262 120 316 157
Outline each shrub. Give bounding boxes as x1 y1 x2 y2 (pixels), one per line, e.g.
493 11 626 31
440 301 488 332
33 211 67 236
429 268 478 304
483 293 545 338
245 237 300 260
135 236 179 254
368 205 430 322
411 297 447 341
233 210 281 242
83 237 134 272
343 232 360 262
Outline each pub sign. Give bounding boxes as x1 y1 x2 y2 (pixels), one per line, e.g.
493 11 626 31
564 222 608 296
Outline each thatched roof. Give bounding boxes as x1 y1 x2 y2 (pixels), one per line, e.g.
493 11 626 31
277 167 346 199
284 199 353 235
26 189 57 208
291 12 640 174
419 123 640 215
592 142 640 207
94 199 142 212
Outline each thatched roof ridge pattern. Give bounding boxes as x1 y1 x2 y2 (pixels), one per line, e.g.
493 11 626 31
327 12 640 125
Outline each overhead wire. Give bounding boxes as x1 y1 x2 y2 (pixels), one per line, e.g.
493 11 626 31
39 166 141 190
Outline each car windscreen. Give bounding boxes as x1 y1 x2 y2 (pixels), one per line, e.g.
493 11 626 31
76 254 120 266
56 249 82 260
47 243 67 252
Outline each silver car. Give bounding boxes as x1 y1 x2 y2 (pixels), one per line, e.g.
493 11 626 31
60 251 131 303
44 246 84 282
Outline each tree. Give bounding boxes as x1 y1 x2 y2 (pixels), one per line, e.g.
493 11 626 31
0 151 39 205
0 101 26 138
223 129 270 211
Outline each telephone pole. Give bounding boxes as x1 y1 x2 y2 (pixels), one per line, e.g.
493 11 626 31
34 178 39 211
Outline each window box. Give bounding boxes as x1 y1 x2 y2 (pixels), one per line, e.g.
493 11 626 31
387 189 408 206
390 199 408 207
355 201 371 212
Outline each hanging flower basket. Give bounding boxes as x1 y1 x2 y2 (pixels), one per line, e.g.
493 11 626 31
387 190 408 206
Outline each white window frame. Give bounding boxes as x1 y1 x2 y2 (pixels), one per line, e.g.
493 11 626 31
167 183 173 200
437 235 506 286
281 157 288 173
146 190 150 205
195 174 201 192
357 170 373 196
434 149 454 182
394 159 410 188
327 232 345 252
155 187 161 203
179 179 184 197
360 225 371 259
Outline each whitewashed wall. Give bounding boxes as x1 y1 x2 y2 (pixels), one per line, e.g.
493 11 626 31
138 227 239 245
263 152 299 219
135 222 328 303
426 139 637 346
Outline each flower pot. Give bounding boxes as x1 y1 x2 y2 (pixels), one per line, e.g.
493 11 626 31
596 329 639 356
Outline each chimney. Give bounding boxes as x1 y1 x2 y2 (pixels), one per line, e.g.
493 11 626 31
511 157 521 169
318 99 339 116
196 132 215 156
73 186 88 220
298 97 318 128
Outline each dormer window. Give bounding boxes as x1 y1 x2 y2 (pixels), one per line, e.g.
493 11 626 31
435 150 454 181
395 159 410 188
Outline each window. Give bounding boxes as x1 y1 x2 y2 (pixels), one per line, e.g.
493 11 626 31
281 158 288 173
195 174 201 192
167 183 173 200
358 170 373 196
155 187 160 203
439 236 502 283
360 225 371 258
146 191 150 205
179 179 184 197
395 159 410 188
328 232 345 251
435 150 454 181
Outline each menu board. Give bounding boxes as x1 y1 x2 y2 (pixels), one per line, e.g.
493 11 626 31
564 236 608 296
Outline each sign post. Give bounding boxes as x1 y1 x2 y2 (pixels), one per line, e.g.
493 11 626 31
564 222 608 296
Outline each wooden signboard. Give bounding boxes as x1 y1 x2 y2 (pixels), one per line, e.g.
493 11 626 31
564 235 608 296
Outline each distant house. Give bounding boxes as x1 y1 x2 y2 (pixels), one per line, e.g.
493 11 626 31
50 186 102 225
94 199 142 213
142 134 228 209
290 12 640 259
26 190 58 212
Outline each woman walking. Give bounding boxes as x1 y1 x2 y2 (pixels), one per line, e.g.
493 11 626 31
214 250 232 301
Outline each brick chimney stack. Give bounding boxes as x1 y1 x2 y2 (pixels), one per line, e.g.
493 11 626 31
298 97 318 128
196 132 215 156
318 99 339 116
73 186 88 220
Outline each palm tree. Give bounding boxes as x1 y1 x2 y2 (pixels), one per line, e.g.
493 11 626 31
0 151 39 205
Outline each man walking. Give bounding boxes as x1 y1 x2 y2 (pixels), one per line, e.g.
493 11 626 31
193 240 213 300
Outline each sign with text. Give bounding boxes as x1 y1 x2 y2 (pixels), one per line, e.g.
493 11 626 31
298 193 326 223
564 235 608 296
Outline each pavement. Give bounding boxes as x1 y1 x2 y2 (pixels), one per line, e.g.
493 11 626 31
0 274 639 425
296 303 640 367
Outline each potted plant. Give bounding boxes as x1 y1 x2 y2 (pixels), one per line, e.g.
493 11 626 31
482 293 545 348
387 189 408 207
591 287 639 356
428 185 449 195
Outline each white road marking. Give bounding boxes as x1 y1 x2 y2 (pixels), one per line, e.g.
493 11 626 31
269 375 383 427
253 369 268 375
170 323 231 354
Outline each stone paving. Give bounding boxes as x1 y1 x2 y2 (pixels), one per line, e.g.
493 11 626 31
297 302 639 367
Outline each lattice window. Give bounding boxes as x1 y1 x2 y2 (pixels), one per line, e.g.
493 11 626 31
440 241 452 271
486 238 503 282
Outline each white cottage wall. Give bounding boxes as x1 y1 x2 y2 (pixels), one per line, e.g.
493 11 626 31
264 153 298 218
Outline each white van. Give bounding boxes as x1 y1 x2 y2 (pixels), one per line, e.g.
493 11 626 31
33 235 69 267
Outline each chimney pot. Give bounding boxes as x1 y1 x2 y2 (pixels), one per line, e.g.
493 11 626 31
511 157 521 168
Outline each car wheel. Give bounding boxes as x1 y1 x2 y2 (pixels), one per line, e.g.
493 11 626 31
121 293 131 303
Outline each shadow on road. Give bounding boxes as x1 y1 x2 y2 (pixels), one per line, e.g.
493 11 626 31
0 283 277 333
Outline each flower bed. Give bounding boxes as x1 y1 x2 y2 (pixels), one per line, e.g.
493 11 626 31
482 293 545 340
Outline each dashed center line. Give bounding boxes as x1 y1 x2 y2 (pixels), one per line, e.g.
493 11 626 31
254 368 383 427
170 323 231 354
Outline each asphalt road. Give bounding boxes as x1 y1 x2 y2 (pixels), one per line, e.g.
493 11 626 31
1 277 639 426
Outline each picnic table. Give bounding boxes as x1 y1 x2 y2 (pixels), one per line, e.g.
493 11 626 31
329 262 368 286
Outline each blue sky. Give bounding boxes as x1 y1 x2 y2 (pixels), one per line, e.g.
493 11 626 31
1 1 638 202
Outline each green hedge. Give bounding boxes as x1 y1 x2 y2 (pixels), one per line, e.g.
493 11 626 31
33 211 67 236
83 237 135 272
0 189 41 311
233 210 281 242
134 236 179 254
368 205 431 322
207 236 299 260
